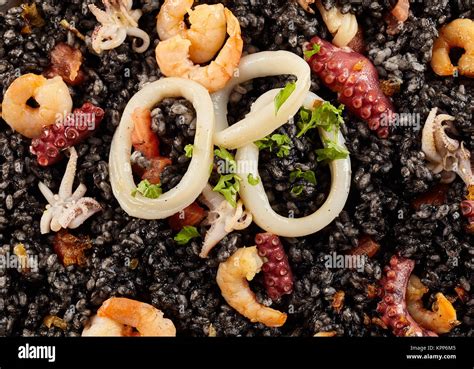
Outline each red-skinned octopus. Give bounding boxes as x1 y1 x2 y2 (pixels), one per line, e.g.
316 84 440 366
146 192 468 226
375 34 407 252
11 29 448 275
377 255 437 337
30 103 104 166
255 232 294 301
305 36 395 138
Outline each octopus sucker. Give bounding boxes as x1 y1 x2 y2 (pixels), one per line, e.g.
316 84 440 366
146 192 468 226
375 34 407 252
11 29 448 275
305 36 395 138
377 255 437 337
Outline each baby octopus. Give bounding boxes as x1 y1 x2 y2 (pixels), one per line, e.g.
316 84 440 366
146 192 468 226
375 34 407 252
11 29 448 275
83 297 176 336
421 108 474 232
431 19 474 78
1 74 72 139
217 247 287 327
305 36 395 138
88 0 150 54
38 147 101 234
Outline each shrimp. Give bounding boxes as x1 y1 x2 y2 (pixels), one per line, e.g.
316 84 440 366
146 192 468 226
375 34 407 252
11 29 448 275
216 246 287 327
1 74 73 139
155 8 243 93
431 19 474 78
157 0 227 64
82 297 176 336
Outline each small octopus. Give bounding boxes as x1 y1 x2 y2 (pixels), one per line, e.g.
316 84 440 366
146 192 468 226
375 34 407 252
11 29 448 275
88 0 150 54
421 107 474 186
39 147 101 234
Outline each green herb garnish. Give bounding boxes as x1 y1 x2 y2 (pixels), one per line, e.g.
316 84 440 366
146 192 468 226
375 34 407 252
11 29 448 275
255 134 292 158
131 179 162 199
291 185 304 196
297 102 345 138
213 173 241 207
174 226 201 245
289 168 317 185
304 43 321 59
274 81 296 114
184 144 193 158
247 173 260 186
315 138 349 162
214 147 236 172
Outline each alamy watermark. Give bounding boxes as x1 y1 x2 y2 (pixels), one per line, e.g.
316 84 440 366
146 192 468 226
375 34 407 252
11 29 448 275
0 251 38 272
380 112 421 131
324 252 367 272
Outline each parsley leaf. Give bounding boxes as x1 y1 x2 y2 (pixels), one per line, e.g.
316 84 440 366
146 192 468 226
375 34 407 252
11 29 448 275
214 147 236 172
290 168 317 185
304 43 321 59
184 144 193 158
315 138 349 162
174 226 201 245
274 82 296 115
131 179 162 199
255 134 292 158
213 173 241 207
297 102 345 138
247 173 260 185
291 185 304 196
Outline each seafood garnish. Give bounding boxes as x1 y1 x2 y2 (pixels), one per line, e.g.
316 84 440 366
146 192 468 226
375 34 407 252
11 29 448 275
155 7 243 92
88 0 150 54
1 74 72 139
235 90 351 237
157 0 227 64
198 184 252 258
109 77 215 219
421 108 474 186
82 297 176 336
305 36 395 138
431 19 474 78
406 275 459 334
377 255 437 337
217 246 287 327
211 51 311 149
38 147 101 234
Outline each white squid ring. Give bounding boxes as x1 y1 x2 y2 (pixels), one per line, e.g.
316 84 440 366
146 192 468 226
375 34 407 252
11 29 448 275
235 89 352 237
211 51 311 149
109 78 215 219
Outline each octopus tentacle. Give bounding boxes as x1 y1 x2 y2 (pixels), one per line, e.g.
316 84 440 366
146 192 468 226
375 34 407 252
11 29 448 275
305 36 395 138
376 255 438 337
255 233 294 301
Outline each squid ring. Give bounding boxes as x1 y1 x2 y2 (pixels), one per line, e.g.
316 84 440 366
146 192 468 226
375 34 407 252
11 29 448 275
109 77 215 219
211 51 311 149
235 89 351 237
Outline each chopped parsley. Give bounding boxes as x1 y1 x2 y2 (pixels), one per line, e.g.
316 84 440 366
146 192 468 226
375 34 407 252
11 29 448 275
247 173 260 186
213 173 241 208
291 185 304 196
316 138 350 162
289 169 317 185
255 134 292 158
274 81 296 114
214 147 236 172
184 144 193 158
304 43 321 59
174 226 201 245
131 179 162 199
297 102 345 138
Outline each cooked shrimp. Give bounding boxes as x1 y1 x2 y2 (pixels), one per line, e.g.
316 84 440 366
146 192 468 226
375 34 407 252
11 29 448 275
82 315 127 336
82 297 176 336
1 74 73 138
155 8 243 92
157 0 227 64
431 19 474 78
216 246 287 327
